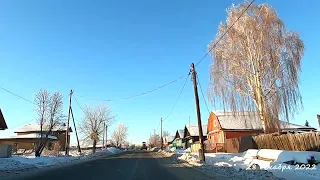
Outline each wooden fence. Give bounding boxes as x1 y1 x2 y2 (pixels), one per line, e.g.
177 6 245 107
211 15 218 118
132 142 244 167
253 132 320 151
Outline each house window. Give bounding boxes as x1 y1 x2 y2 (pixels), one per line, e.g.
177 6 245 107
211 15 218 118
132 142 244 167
214 120 217 127
218 134 222 142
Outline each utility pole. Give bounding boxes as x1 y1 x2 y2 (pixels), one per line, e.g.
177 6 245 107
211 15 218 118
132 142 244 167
154 129 156 147
190 63 205 162
103 122 105 148
105 124 108 147
70 107 81 153
65 90 73 156
189 116 191 126
160 118 163 150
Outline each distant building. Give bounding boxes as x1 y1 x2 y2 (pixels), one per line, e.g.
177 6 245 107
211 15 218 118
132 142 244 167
0 123 72 152
206 111 317 150
183 124 207 149
172 129 184 149
0 109 8 130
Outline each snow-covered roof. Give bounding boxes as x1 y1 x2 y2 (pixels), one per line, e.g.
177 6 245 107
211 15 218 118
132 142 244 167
164 136 175 143
0 133 57 140
177 130 184 138
0 108 8 130
15 123 72 133
185 124 208 137
280 121 316 130
213 111 316 131
215 111 263 130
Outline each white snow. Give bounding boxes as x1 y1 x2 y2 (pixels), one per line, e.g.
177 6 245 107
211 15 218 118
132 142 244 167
169 149 320 180
0 147 123 178
0 133 57 140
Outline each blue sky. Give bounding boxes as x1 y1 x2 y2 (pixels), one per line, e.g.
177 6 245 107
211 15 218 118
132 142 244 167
0 0 319 145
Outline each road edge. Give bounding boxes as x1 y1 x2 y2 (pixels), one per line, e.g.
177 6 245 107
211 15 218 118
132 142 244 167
2 151 130 180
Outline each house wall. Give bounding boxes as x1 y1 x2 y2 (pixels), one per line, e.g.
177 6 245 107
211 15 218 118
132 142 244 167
225 130 263 139
0 139 47 152
16 131 69 151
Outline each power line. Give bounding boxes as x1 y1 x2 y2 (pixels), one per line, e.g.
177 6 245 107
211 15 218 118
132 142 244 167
196 73 211 114
0 86 35 104
73 95 85 113
76 74 188 102
195 0 255 67
8 119 36 130
163 72 191 121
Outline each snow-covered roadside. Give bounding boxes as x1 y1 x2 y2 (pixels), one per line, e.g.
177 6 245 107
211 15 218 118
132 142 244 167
160 148 320 180
0 147 123 178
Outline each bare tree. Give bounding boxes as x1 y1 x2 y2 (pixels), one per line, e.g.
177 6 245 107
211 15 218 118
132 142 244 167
111 123 128 148
34 89 49 150
34 90 63 157
81 104 114 153
163 131 170 139
208 2 304 133
149 134 161 148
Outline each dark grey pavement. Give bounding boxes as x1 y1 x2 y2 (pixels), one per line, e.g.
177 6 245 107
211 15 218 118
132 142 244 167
8 151 216 180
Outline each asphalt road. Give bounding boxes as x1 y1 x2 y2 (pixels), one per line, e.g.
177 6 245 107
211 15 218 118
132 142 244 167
9 151 216 180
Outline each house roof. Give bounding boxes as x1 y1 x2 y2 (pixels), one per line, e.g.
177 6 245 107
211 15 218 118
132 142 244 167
0 108 8 130
0 133 57 140
164 136 175 143
177 130 184 138
174 129 184 139
213 111 317 131
15 123 72 133
185 124 207 137
280 121 317 130
214 111 263 130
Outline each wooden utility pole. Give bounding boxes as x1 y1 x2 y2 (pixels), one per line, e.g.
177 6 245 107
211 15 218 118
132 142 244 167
70 107 81 153
65 90 73 156
103 122 105 148
154 129 156 147
317 114 320 128
105 124 108 147
190 63 205 162
160 118 163 149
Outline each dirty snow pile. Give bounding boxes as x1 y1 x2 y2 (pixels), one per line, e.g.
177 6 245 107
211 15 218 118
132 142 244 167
0 147 122 178
176 149 320 180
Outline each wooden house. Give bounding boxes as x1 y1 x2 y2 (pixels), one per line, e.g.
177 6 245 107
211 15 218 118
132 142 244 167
183 124 207 149
163 136 175 148
0 109 8 130
0 123 72 152
172 129 184 149
207 111 317 152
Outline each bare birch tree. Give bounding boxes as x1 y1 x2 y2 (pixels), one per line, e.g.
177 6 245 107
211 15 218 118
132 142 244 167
34 89 49 149
111 123 128 148
81 104 114 153
208 2 304 133
34 90 63 157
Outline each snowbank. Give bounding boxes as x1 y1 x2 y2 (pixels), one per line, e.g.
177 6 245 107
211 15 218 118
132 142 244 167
0 147 123 178
174 149 320 180
107 147 122 154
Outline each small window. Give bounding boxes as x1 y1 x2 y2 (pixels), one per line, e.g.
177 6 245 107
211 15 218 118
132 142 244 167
214 120 217 127
211 137 215 144
218 134 222 142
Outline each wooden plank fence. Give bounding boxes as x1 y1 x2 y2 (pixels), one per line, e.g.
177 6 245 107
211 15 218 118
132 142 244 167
253 132 320 151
